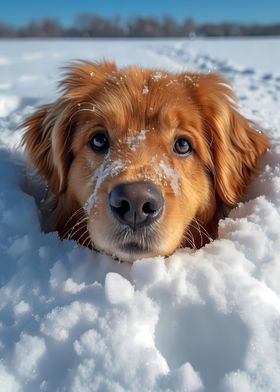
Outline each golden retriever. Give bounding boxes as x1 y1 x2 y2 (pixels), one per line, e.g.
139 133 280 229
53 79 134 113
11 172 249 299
22 61 270 262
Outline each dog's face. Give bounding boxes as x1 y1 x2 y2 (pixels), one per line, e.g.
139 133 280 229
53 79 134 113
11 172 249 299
67 75 215 261
22 61 270 262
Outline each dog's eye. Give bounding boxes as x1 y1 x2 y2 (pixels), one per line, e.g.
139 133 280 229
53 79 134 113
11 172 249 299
89 132 109 153
173 137 193 156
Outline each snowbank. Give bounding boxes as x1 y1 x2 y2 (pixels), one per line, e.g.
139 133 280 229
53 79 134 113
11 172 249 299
0 95 19 117
0 39 280 392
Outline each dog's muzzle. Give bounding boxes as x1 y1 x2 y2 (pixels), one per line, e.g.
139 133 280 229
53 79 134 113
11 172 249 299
108 181 164 230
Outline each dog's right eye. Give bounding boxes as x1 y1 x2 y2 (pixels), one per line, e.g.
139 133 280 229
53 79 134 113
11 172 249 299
89 132 109 153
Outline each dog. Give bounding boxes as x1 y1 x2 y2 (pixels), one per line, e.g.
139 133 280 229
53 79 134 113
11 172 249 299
22 61 270 262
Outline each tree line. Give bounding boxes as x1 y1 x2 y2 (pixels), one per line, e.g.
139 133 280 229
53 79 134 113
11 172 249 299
1 15 280 38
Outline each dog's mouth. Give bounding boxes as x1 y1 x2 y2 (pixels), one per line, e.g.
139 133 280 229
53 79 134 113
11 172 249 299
108 225 160 261
120 241 151 254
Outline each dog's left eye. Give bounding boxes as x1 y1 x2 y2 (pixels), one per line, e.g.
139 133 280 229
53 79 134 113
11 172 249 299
89 132 109 153
173 137 193 156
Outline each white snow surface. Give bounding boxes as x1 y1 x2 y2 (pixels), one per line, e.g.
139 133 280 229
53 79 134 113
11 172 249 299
0 38 280 392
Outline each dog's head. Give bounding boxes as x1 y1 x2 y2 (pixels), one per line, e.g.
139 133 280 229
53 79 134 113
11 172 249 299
22 61 270 262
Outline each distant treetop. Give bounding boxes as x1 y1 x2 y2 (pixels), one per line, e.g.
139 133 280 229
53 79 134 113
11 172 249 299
1 15 280 38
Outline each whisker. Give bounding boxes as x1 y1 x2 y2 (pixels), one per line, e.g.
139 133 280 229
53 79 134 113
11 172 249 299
62 218 88 240
62 207 85 231
192 218 213 243
68 222 88 240
76 217 93 248
182 229 196 250
61 216 87 239
192 219 203 248
80 234 91 247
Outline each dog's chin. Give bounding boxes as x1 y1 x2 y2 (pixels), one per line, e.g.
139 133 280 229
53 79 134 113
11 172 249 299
110 241 158 263
89 223 165 263
95 239 161 263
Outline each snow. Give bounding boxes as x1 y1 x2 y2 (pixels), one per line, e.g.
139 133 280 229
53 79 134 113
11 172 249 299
151 71 165 81
158 160 181 195
0 95 20 117
104 273 134 304
85 158 125 213
126 129 148 151
142 85 149 94
0 38 280 391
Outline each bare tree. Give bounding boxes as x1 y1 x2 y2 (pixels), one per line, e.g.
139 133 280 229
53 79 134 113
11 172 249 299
0 15 280 38
18 19 63 37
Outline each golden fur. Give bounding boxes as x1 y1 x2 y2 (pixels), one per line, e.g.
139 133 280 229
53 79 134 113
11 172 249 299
22 61 270 262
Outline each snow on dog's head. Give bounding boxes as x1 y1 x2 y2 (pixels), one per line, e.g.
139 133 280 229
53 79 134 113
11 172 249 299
22 61 270 262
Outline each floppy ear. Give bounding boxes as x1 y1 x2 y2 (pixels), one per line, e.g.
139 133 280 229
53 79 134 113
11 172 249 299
21 101 73 195
22 60 117 195
189 73 271 206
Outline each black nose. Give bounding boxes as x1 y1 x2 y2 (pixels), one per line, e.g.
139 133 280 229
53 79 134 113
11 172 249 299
109 182 164 229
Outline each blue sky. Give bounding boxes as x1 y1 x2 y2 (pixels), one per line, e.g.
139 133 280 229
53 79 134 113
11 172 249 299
2 0 280 26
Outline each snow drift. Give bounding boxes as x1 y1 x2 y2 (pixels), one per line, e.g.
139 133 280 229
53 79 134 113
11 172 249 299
0 39 280 392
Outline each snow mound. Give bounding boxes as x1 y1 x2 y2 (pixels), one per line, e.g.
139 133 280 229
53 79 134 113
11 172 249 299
0 95 19 117
0 39 280 392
